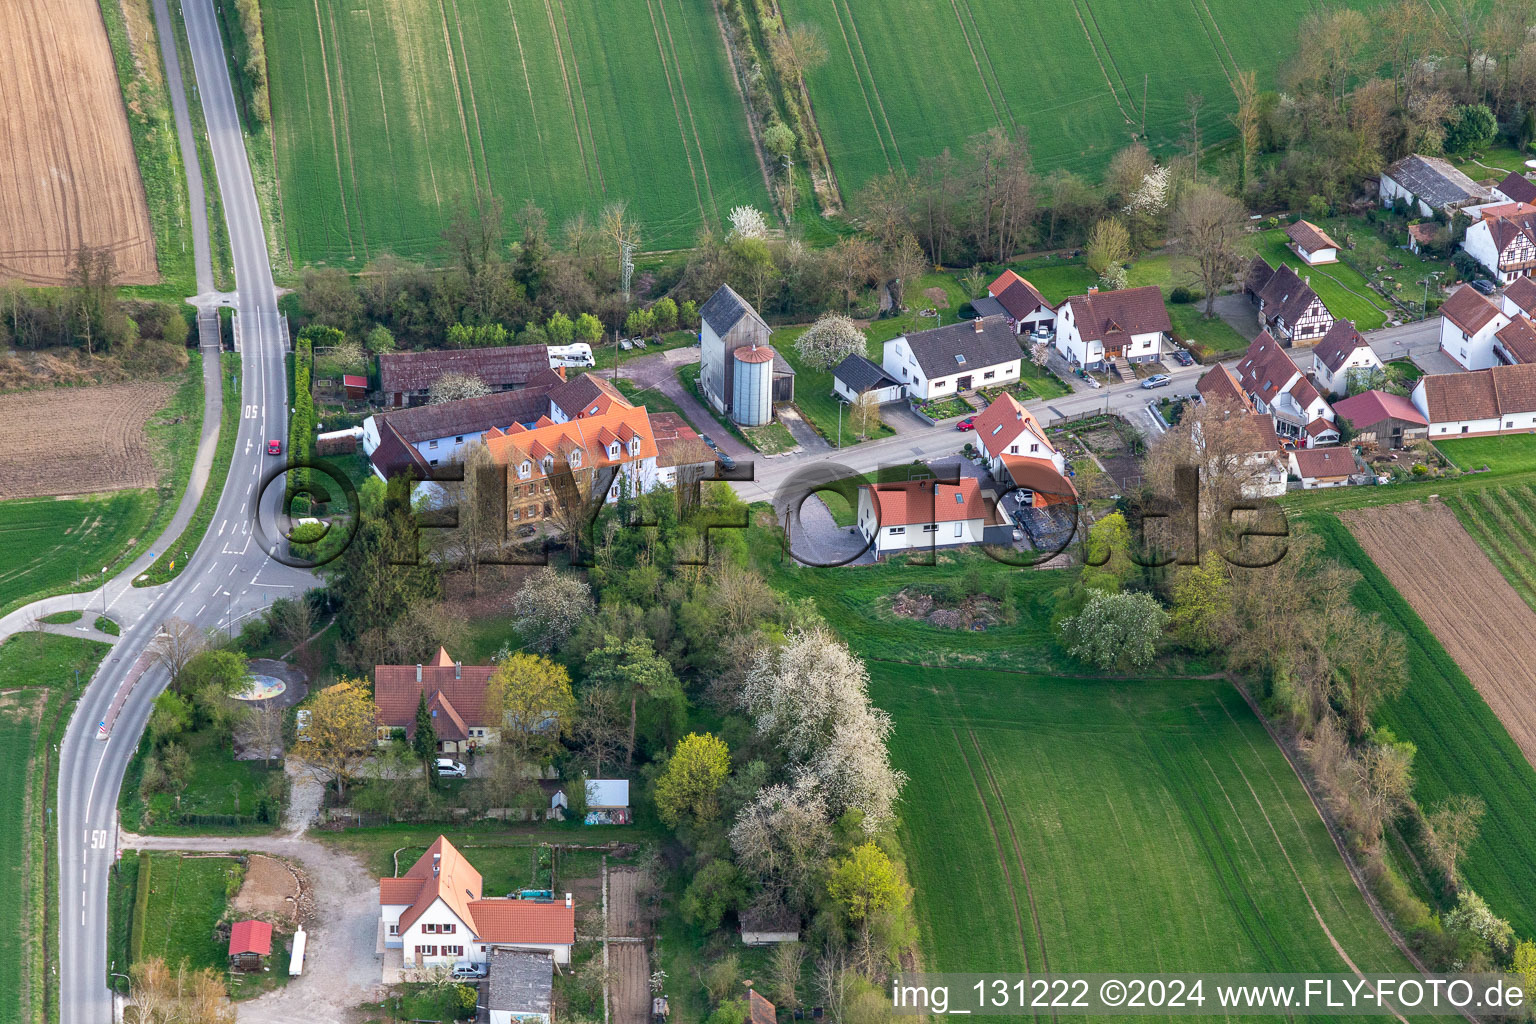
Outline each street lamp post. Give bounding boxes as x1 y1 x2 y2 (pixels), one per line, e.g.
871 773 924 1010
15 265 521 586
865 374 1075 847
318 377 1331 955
837 398 849 448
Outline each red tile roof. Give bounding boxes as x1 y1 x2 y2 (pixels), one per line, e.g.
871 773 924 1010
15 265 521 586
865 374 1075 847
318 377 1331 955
1000 455 1077 501
484 405 658 479
229 920 273 957
467 900 576 945
990 276 1054 321
1312 320 1372 374
392 835 485 935
1305 416 1338 438
1439 284 1504 335
548 373 629 420
750 989 778 1024
1331 389 1427 428
1064 285 1171 340
1290 446 1354 479
1496 316 1536 364
375 648 496 738
974 393 1051 455
1505 275 1536 316
863 478 989 527
1234 331 1302 406
647 412 713 469
380 878 426 905
1286 219 1341 253
1197 364 1253 411
1418 370 1501 422
343 374 368 388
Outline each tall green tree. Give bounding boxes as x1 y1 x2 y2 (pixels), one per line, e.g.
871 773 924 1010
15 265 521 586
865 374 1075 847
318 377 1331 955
655 733 731 829
584 635 683 766
413 690 438 780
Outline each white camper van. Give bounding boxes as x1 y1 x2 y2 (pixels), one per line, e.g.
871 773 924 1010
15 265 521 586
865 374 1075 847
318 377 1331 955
546 343 595 368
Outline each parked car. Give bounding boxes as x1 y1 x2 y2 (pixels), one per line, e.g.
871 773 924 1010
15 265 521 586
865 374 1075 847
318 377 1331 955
266 439 283 456
1032 325 1054 340
716 450 736 471
515 524 537 539
1141 374 1172 389
1171 348 1194 366
956 417 976 431
1471 279 1498 295
435 758 468 778
451 963 488 980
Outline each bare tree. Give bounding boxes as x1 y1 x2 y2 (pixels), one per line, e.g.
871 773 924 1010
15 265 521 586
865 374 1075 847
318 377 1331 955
571 684 628 777
1182 92 1206 170
849 389 882 439
1171 184 1248 318
250 699 285 768
1424 794 1486 886
1229 71 1261 194
828 235 878 311
1348 740 1414 845
854 173 914 252
885 234 928 309
148 618 206 693
432 441 506 594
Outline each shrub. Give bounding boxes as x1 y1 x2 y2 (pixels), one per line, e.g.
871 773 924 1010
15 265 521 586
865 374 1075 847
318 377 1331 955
1169 286 1202 304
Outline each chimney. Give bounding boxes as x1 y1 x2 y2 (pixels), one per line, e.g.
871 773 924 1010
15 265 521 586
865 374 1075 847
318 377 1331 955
565 892 573 908
973 317 983 333
432 853 441 877
1304 275 1310 286
1088 286 1098 295
455 661 461 680
415 664 422 682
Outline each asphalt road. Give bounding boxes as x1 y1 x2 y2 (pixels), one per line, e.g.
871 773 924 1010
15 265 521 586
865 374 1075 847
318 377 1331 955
56 0 308 1019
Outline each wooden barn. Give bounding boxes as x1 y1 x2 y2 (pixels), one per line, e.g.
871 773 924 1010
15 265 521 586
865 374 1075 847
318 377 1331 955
228 919 273 972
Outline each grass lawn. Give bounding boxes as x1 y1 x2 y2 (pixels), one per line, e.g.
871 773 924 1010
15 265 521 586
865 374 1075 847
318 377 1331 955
1167 301 1251 354
0 491 157 619
610 378 686 423
875 662 1415 979
261 0 769 262
0 633 110 1024
317 823 648 882
119 727 285 834
96 616 122 637
1450 144 1530 177
138 354 241 587
130 853 239 973
742 421 798 454
39 611 82 625
1436 435 1536 474
770 324 895 447
1252 229 1391 329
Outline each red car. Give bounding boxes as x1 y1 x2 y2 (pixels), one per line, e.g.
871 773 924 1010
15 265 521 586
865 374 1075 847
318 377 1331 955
956 417 976 432
267 439 283 456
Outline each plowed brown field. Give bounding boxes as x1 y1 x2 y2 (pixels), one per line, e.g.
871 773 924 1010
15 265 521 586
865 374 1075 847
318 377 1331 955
0 0 157 285
0 382 174 499
1343 502 1536 765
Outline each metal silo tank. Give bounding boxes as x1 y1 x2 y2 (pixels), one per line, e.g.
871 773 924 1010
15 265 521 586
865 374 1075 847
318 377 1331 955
731 344 775 426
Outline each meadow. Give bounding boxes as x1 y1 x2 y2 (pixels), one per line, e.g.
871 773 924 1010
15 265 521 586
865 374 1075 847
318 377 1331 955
260 0 771 264
778 0 1376 194
0 633 111 1024
871 663 1415 988
130 853 241 973
1252 229 1392 330
0 493 157 618
1310 513 1536 937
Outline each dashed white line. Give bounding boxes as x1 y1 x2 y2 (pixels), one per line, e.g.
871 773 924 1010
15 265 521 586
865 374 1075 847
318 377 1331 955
196 604 207 616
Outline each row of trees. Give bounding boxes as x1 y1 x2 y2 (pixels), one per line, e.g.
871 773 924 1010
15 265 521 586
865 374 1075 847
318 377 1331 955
2 246 190 358
1052 398 1518 971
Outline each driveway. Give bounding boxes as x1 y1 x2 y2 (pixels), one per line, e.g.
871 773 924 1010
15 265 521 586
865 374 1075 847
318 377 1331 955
118 829 382 1024
1211 293 1261 343
600 349 752 460
774 404 826 453
879 402 932 435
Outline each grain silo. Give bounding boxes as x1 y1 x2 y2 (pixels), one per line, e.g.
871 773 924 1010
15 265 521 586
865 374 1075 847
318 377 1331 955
731 343 776 426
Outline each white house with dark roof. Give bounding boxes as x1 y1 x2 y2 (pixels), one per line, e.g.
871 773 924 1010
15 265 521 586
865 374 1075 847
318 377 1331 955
1053 285 1170 372
1379 154 1490 216
1438 284 1512 370
1246 259 1333 346
832 353 905 405
1493 171 1536 206
1462 202 1536 285
1310 320 1382 396
882 316 1022 400
1501 275 1536 319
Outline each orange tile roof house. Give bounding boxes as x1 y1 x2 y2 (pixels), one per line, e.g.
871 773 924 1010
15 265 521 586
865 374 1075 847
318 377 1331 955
381 836 576 970
970 393 1076 507
977 270 1057 335
1288 446 1358 488
855 478 1009 558
1437 283 1513 370
1412 363 1536 437
374 647 499 753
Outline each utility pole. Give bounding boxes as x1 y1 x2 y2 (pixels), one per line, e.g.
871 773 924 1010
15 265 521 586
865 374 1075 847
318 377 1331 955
620 240 636 306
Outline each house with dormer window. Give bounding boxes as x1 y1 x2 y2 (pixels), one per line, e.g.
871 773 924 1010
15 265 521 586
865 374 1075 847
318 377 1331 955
381 836 575 971
1462 202 1536 284
881 316 1022 399
1438 283 1512 370
1053 285 1170 374
1233 331 1338 447
970 393 1076 507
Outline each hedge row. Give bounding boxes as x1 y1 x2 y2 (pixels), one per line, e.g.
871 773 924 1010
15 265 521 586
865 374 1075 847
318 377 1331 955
129 852 151 963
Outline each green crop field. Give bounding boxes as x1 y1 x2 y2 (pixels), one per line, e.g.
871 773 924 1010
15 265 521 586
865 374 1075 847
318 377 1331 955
1310 514 1536 937
872 662 1414 985
261 0 772 264
1445 485 1536 613
0 492 156 618
779 0 1384 194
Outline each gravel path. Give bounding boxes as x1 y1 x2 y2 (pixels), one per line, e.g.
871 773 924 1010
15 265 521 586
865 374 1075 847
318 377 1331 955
119 830 383 1023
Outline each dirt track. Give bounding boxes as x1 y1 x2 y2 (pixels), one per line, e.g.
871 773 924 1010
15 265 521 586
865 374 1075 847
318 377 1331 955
1344 502 1536 766
0 0 157 285
606 867 649 1024
0 382 174 499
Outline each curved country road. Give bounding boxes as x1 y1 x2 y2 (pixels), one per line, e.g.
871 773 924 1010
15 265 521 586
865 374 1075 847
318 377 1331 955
56 0 309 1020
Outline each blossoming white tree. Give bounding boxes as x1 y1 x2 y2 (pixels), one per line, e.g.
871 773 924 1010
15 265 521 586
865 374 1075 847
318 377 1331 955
728 204 769 241
793 313 866 370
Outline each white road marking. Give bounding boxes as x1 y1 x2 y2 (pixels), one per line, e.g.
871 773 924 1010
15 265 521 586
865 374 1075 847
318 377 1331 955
172 601 185 614
196 604 206 616
218 520 227 536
